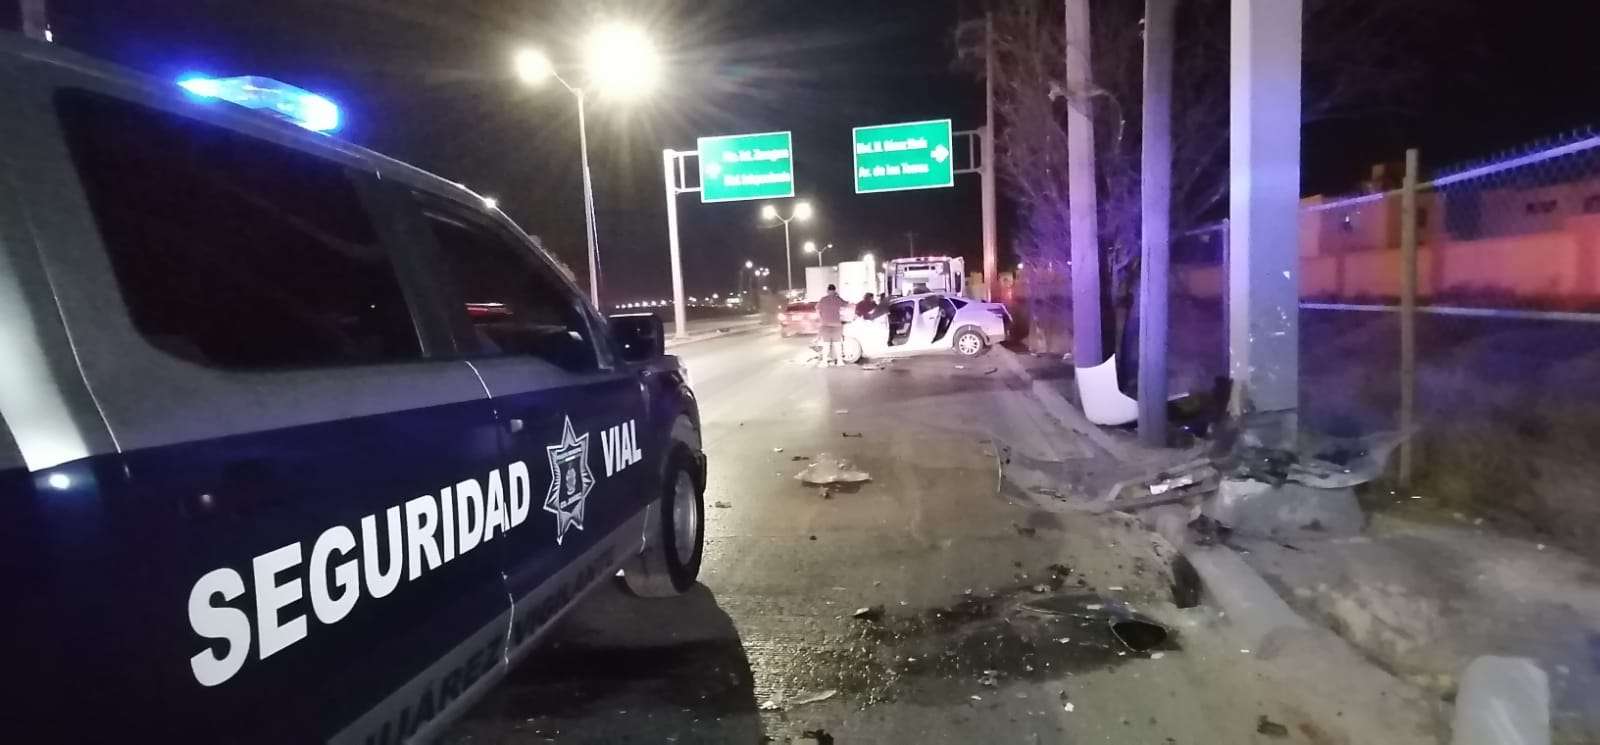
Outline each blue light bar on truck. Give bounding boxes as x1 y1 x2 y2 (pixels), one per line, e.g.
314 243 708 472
177 74 340 132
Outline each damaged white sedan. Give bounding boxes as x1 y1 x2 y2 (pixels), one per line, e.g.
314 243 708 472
837 292 1011 363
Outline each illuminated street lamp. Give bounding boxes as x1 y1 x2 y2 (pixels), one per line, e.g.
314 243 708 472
803 241 832 267
514 23 660 307
760 200 813 292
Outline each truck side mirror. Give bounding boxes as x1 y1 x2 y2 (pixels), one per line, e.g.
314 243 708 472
609 313 665 362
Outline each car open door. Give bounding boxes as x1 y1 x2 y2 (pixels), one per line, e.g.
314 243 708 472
907 295 947 349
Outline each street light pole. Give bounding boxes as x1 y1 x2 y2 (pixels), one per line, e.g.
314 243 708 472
515 27 658 310
761 201 812 293
782 220 793 291
575 89 601 304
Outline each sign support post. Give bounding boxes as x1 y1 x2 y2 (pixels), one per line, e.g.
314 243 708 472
662 148 691 340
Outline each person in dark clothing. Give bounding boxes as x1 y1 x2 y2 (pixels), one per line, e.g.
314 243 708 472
854 292 877 319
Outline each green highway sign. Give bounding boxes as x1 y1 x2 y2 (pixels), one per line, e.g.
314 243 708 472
697 131 795 203
853 119 955 194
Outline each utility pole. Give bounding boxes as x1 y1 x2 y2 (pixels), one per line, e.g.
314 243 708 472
1137 0 1175 446
1228 0 1302 445
981 11 999 302
904 231 917 257
20 0 47 41
1064 0 1103 366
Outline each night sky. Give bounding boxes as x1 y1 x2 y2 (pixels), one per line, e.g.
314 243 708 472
26 1 1600 302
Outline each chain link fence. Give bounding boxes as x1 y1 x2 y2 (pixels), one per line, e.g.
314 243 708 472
1185 136 1600 561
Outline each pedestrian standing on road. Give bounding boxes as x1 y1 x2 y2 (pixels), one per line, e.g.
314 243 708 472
855 292 877 320
815 284 849 367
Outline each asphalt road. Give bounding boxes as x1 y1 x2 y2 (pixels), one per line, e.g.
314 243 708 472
441 330 1385 745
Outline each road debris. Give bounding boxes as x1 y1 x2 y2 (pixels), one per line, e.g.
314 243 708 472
1012 523 1037 537
1171 554 1202 608
1188 514 1233 546
1102 459 1219 510
1149 652 1165 660
1256 715 1289 738
841 431 864 438
834 409 849 414
977 670 1001 687
758 699 781 711
773 447 784 453
969 694 983 702
1063 702 1075 713
711 501 732 509
789 689 838 706
800 728 835 745
851 605 885 621
796 453 872 485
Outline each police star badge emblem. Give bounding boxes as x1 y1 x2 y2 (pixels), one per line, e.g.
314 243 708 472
543 415 596 545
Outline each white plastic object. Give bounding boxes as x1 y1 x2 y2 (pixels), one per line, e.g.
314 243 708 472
1075 354 1139 426
1451 656 1549 745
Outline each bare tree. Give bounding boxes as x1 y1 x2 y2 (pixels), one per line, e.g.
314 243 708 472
958 0 1450 350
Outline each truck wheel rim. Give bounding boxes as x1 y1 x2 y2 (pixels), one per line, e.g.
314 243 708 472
958 335 980 355
672 472 698 565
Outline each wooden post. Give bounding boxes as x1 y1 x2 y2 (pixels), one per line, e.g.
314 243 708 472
1399 148 1419 485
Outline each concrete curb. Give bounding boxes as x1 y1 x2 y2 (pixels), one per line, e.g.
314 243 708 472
996 345 1466 741
664 322 769 350
990 345 1142 462
992 346 1334 656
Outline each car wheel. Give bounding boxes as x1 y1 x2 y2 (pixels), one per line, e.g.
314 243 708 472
841 338 863 364
620 446 705 597
954 329 987 357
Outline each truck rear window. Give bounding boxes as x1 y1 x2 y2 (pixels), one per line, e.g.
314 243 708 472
54 89 421 369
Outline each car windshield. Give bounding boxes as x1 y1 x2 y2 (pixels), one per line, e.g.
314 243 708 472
25 3 1597 745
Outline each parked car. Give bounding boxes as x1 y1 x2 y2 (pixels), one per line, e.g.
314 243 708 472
779 300 856 337
840 293 1010 362
0 35 706 744
778 301 819 337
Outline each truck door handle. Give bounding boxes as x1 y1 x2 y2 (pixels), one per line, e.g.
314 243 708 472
507 418 525 433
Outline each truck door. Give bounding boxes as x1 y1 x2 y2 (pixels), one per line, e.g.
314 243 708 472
14 86 511 743
410 198 652 661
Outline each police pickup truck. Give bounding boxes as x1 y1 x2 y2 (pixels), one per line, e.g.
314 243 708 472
0 35 705 743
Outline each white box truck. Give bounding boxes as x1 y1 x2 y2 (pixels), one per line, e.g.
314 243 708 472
886 256 965 296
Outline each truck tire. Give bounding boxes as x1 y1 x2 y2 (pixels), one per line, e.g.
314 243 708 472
620 445 705 597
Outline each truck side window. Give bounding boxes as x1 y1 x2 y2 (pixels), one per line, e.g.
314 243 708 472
54 89 420 369
425 211 599 373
